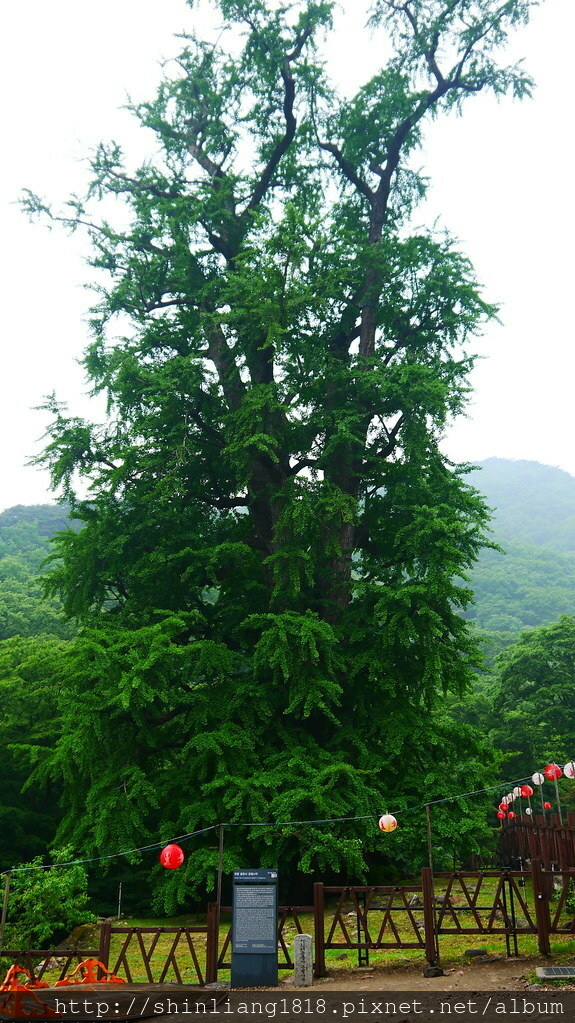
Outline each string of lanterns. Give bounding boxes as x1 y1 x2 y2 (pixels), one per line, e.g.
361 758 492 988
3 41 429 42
155 761 575 870
495 761 575 824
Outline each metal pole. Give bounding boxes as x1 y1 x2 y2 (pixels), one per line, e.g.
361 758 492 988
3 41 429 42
215 824 225 978
424 801 439 962
553 775 563 825
0 872 11 952
216 822 225 951
425 804 434 874
216 824 224 911
117 882 123 920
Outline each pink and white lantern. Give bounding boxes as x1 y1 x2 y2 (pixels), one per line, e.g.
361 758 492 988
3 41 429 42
378 814 398 833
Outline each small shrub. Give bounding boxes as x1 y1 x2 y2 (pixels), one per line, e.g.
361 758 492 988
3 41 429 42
2 847 95 949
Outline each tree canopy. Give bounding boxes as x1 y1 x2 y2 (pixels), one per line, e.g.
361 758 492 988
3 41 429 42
489 616 575 782
22 0 537 897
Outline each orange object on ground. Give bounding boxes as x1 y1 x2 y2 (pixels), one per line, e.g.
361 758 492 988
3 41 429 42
0 966 60 1018
54 958 125 986
0 964 49 991
0 958 124 1017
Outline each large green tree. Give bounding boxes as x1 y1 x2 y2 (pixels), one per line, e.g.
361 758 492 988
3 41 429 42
489 616 575 782
24 0 535 898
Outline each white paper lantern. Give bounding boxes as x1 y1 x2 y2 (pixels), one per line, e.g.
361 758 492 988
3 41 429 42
525 807 532 815
378 814 397 833
563 761 575 779
532 772 545 786
513 786 522 797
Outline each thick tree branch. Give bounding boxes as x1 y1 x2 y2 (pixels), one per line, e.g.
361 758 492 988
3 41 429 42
318 142 375 205
205 324 246 412
243 62 297 215
197 494 248 508
371 414 405 459
287 457 318 477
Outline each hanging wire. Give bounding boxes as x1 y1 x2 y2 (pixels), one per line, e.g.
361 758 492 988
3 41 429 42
1 765 570 877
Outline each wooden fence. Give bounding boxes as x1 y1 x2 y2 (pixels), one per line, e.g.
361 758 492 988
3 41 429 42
0 910 217 987
3 863 575 985
499 812 575 871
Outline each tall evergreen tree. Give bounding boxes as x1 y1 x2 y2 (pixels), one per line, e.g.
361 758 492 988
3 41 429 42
24 0 535 898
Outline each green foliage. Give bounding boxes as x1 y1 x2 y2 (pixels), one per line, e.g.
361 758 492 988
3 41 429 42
489 616 575 780
2 849 94 948
20 0 538 897
0 636 69 869
0 507 77 641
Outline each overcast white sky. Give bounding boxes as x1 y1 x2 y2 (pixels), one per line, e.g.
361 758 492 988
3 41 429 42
1 0 573 512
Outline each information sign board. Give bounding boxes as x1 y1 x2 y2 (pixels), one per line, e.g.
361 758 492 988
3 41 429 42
231 868 278 987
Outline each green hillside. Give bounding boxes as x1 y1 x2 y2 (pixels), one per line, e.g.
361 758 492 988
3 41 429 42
0 504 75 642
467 458 575 551
0 505 73 865
465 459 575 642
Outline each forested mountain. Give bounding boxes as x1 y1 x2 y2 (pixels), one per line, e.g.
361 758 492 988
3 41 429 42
465 459 575 643
468 458 575 551
0 505 74 866
0 505 75 642
0 504 73 538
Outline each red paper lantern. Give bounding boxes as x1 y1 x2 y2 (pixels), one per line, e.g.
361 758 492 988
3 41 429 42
378 814 398 833
520 785 534 798
160 843 185 869
544 763 562 780
498 802 507 811
507 811 516 819
543 802 552 810
496 811 506 820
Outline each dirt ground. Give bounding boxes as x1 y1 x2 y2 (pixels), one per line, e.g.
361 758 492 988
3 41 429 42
284 956 561 991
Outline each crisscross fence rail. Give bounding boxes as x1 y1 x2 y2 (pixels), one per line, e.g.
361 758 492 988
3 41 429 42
0 947 103 984
312 870 437 974
104 924 209 985
216 904 314 973
432 871 538 958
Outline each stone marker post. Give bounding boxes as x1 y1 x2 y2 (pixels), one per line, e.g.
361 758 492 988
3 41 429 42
293 933 313 986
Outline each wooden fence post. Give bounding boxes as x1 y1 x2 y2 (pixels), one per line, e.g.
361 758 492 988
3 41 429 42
205 902 219 984
98 918 112 974
421 867 439 966
531 858 551 955
313 882 326 978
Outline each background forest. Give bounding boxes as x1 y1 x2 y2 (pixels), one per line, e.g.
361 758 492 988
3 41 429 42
3 457 575 913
